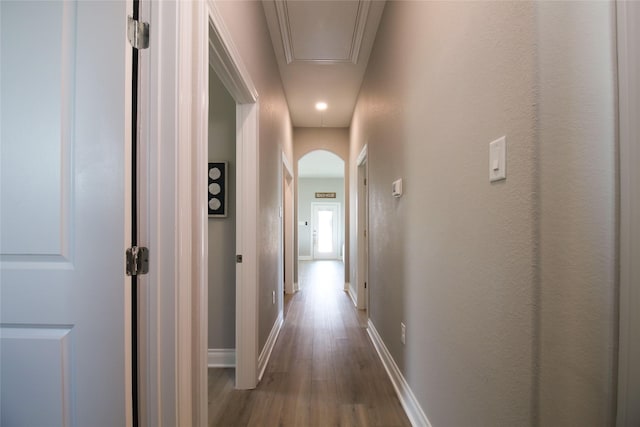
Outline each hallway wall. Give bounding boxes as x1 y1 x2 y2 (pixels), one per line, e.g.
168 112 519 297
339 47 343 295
208 68 236 350
215 0 293 352
536 2 617 425
350 1 617 426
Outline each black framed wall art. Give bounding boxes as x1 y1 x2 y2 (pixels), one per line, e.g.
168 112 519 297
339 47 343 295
208 162 228 217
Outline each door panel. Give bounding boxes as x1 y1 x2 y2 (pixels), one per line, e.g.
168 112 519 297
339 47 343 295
0 1 129 425
1 0 74 261
1 326 73 426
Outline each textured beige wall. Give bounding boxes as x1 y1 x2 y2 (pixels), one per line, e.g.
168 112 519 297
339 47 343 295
617 3 640 424
208 68 236 350
537 2 617 425
293 127 350 285
350 1 617 425
351 1 618 425
352 3 537 425
215 0 293 351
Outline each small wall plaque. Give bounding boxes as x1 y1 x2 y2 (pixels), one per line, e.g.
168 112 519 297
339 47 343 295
315 192 336 199
208 162 228 217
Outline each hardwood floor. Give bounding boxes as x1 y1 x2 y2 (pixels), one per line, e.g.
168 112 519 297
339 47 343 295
208 260 411 427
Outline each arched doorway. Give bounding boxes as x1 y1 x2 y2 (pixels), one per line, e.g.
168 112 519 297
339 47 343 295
297 150 345 264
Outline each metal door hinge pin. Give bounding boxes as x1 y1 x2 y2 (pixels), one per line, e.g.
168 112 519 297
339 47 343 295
127 16 149 50
126 246 149 276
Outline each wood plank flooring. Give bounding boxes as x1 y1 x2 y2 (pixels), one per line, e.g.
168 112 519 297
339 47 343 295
208 261 411 427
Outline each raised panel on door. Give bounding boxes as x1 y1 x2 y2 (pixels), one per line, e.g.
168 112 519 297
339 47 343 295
0 0 74 264
1 326 73 426
0 1 129 425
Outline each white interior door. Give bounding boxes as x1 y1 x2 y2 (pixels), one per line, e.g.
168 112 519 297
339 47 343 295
1 1 130 426
312 203 340 260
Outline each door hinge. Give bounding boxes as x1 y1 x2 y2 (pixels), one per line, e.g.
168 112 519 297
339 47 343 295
364 281 367 289
236 254 243 263
126 246 149 276
127 16 149 50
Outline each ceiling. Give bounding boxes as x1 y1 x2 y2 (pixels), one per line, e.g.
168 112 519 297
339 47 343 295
263 0 386 128
298 150 344 178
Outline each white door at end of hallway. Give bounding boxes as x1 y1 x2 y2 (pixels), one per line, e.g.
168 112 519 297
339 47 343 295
1 1 130 425
311 203 340 260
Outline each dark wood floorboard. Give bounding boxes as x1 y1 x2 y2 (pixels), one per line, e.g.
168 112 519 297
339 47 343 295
208 260 411 427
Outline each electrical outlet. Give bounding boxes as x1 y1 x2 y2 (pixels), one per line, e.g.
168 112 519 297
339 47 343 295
272 290 276 305
401 322 406 345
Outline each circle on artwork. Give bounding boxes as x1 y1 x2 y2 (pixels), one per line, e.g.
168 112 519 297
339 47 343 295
209 167 221 180
209 198 221 211
209 183 221 195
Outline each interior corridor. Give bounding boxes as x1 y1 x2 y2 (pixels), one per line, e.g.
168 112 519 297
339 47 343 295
208 260 410 426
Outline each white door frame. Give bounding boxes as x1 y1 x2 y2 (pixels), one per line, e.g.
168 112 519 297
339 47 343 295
142 1 208 425
282 153 295 295
355 145 369 311
143 0 259 425
617 1 640 425
311 202 341 260
206 0 260 395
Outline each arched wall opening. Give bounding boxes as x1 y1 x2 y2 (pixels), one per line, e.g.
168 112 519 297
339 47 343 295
297 150 345 265
293 127 350 290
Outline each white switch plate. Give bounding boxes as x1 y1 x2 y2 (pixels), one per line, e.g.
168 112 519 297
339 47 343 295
489 136 506 182
392 179 403 197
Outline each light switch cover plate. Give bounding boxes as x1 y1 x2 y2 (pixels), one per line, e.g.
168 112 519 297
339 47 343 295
392 179 403 197
490 136 506 182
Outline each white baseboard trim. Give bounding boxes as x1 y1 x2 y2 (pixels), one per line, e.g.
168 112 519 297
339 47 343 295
367 319 432 427
344 281 350 292
207 348 236 368
347 284 358 307
294 282 300 292
298 255 312 261
258 312 284 381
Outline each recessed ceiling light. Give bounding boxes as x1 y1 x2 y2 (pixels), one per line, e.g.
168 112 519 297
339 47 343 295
315 102 328 111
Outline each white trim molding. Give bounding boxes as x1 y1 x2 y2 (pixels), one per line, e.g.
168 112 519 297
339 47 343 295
192 1 210 425
258 313 284 381
282 152 296 296
347 283 358 307
356 143 368 167
208 1 258 103
207 349 237 368
367 320 432 427
355 144 369 311
235 101 260 390
617 1 640 425
145 0 209 424
298 255 312 261
282 151 294 178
